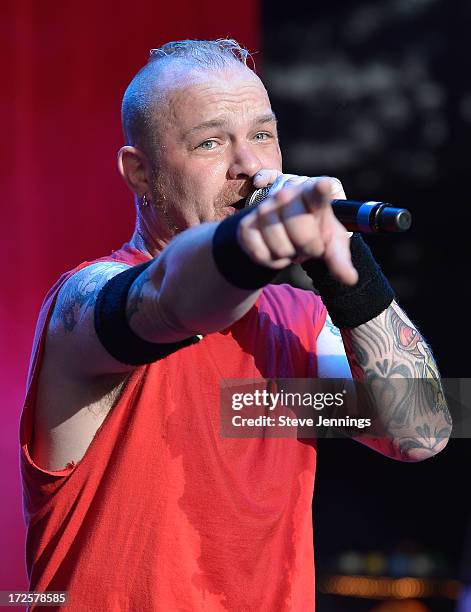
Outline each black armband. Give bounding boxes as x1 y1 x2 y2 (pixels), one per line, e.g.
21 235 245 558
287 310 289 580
302 233 395 329
94 261 201 366
212 207 279 290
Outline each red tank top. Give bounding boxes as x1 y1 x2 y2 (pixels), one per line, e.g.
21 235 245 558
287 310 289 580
20 243 327 611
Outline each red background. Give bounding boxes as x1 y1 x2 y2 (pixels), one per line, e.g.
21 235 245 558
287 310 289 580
0 0 258 590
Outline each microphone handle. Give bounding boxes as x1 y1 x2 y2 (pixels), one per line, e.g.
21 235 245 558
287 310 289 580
331 200 412 233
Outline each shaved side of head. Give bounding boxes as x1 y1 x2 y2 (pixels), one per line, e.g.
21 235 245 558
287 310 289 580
121 39 256 162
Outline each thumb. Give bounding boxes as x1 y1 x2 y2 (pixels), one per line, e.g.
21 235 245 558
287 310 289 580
253 169 283 189
323 232 359 286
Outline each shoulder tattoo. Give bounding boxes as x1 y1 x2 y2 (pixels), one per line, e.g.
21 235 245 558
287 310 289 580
51 262 130 332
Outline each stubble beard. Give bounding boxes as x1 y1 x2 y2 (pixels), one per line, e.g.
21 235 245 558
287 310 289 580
148 168 184 236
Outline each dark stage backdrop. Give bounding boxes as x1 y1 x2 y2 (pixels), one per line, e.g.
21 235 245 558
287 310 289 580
0 0 259 591
262 1 471 610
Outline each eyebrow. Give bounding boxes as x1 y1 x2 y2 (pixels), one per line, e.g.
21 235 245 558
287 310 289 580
184 112 278 137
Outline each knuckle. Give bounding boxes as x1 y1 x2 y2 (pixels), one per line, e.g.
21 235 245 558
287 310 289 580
308 175 344 197
317 174 342 186
301 240 325 258
292 238 313 256
247 246 267 264
272 243 296 260
269 175 290 195
238 234 269 263
256 201 277 221
238 212 255 231
236 223 250 248
273 184 300 205
329 176 345 195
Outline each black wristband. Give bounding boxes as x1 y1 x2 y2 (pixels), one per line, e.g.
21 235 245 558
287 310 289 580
212 207 279 290
94 261 201 366
301 233 395 329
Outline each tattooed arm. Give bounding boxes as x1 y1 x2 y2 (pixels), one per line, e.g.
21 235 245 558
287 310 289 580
47 222 262 378
342 301 451 461
47 262 135 375
318 302 451 461
124 223 262 345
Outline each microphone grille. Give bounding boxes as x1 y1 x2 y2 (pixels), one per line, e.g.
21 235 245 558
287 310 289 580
244 186 271 208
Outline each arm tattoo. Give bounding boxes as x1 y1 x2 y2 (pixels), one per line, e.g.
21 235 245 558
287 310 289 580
340 300 451 458
126 264 153 321
125 263 176 337
51 263 129 332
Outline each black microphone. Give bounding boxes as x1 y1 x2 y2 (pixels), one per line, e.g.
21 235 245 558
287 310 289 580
244 187 412 233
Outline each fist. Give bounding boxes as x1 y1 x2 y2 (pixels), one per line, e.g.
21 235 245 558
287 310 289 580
237 170 358 285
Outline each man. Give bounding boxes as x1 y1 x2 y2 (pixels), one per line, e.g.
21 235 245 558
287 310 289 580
20 39 451 611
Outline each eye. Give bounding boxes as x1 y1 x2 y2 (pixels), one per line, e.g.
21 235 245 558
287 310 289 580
254 132 272 141
198 139 217 150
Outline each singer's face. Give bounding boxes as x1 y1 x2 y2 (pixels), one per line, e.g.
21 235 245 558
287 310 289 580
147 62 282 233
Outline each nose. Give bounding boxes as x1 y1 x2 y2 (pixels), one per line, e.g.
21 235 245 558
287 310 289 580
227 142 262 180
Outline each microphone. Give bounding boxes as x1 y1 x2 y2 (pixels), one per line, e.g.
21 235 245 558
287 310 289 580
244 187 412 233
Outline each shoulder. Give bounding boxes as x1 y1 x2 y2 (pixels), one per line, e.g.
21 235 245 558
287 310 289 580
50 261 131 334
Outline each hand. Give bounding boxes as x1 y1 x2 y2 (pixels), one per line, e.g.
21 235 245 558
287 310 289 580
253 170 353 239
238 171 358 285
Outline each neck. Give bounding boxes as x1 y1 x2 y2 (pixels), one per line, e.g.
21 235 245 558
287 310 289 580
129 225 169 258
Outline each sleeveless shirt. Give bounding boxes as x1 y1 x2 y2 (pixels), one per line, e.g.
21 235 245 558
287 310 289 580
20 243 327 611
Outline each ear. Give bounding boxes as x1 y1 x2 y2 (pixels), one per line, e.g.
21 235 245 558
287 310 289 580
117 146 151 196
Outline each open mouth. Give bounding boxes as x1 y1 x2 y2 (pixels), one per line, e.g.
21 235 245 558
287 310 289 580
233 198 247 211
